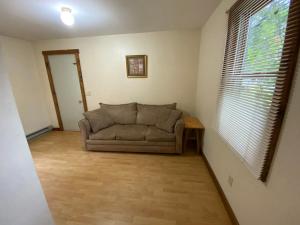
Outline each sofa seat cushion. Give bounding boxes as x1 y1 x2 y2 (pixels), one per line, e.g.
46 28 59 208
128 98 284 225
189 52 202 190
89 125 116 140
115 125 147 141
86 140 175 146
89 124 148 141
146 126 175 142
100 103 137 125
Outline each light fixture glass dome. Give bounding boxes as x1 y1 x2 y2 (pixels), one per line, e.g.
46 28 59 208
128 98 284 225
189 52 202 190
60 7 74 26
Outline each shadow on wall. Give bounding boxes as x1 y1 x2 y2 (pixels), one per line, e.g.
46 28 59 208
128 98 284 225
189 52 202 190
0 47 54 225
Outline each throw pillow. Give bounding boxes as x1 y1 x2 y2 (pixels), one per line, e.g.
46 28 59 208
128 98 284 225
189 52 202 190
156 109 182 133
83 108 114 133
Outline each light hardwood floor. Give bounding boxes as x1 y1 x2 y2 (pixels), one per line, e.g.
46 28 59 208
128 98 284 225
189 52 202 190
29 131 232 225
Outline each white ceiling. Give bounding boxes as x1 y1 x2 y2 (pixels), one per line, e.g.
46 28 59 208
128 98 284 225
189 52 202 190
0 0 220 41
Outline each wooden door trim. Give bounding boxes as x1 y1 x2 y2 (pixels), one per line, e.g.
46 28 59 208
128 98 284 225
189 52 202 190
42 49 88 131
74 53 88 112
42 49 79 55
43 54 64 131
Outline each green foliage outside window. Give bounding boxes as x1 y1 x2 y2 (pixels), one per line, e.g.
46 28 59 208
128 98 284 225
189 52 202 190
238 0 290 106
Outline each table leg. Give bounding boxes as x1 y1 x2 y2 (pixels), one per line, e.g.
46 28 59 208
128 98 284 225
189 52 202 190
196 129 203 155
184 129 190 153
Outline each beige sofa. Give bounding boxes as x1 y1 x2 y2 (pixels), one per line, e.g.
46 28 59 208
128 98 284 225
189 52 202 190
78 103 184 154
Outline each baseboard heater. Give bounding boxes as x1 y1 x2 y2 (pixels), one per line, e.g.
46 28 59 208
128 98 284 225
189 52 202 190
26 126 53 140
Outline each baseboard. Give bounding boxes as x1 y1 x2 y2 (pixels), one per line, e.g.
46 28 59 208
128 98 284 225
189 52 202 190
26 126 53 140
202 154 240 225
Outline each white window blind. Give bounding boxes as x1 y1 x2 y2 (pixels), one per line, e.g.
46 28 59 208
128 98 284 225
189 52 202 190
217 0 300 181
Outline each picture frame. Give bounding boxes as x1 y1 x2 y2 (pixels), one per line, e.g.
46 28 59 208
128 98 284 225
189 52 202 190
126 55 148 78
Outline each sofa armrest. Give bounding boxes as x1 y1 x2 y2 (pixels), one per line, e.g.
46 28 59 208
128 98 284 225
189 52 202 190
175 118 184 154
78 119 91 150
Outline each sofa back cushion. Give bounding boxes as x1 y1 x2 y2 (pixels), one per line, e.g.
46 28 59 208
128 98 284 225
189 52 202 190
136 103 177 126
100 102 137 125
137 103 176 110
83 108 114 133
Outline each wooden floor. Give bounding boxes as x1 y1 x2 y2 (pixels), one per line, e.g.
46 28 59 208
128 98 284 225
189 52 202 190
29 131 232 225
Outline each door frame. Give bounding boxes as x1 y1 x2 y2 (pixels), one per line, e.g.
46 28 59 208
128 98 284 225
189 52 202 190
42 49 88 131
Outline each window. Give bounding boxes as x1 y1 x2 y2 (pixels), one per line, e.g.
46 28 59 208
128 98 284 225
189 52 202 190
217 0 300 181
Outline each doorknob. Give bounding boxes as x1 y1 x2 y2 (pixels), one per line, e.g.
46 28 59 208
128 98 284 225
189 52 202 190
78 100 82 104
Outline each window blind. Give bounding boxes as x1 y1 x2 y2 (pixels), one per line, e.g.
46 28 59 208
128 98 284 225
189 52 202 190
217 0 300 181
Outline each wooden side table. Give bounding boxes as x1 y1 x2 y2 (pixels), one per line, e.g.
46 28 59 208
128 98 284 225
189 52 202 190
183 116 205 154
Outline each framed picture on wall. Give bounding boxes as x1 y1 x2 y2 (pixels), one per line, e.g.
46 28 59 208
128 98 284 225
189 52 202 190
126 55 147 78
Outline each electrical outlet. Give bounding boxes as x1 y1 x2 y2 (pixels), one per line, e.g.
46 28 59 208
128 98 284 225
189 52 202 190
228 176 234 187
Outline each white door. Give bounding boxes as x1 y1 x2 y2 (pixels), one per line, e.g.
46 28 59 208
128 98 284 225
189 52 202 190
48 54 84 131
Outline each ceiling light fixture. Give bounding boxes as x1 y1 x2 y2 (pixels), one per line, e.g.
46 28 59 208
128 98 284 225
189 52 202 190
60 7 74 26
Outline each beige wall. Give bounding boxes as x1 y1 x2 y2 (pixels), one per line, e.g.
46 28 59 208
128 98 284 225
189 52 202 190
34 30 200 127
0 44 54 225
195 0 300 225
0 36 51 135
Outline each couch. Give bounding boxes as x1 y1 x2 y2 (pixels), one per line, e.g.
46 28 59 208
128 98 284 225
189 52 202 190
78 103 184 154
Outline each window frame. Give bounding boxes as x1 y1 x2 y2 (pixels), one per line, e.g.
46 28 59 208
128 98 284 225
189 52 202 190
219 0 300 181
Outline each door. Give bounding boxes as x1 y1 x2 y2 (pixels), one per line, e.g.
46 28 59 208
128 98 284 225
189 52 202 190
44 51 87 131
